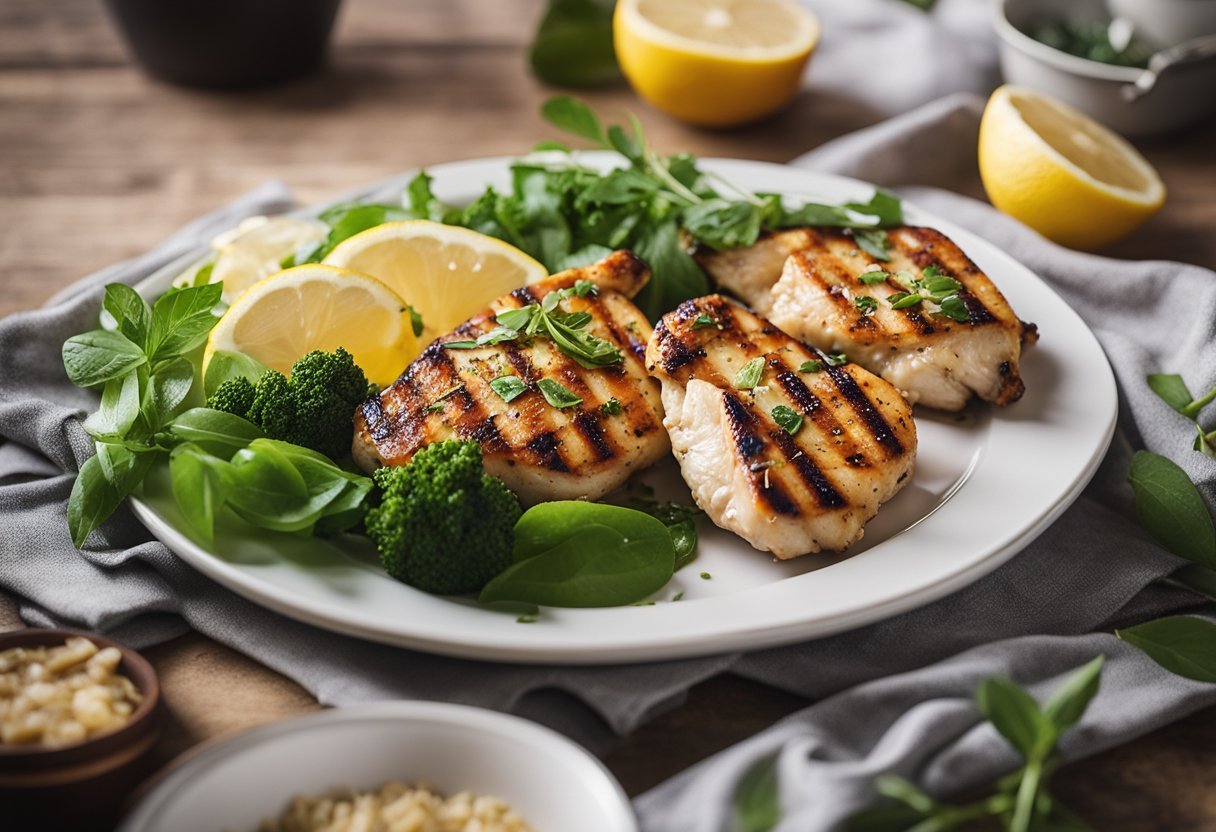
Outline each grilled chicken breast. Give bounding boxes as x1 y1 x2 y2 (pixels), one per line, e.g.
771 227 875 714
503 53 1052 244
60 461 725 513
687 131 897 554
353 251 669 504
697 226 1037 411
647 295 916 558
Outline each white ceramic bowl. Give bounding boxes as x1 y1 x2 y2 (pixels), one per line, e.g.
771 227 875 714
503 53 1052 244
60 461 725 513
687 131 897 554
118 703 637 832
997 0 1216 135
1106 0 1216 48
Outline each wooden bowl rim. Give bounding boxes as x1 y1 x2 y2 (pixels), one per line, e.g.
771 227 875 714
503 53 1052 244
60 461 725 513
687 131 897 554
0 627 161 765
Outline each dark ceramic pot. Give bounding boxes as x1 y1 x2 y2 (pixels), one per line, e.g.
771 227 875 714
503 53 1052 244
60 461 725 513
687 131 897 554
104 0 343 89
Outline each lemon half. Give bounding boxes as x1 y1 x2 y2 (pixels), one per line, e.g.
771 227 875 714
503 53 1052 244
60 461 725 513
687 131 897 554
204 265 417 388
322 221 547 338
614 0 819 127
978 85 1165 250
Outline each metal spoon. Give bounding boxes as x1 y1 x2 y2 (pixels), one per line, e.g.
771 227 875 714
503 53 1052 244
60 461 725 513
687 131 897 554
1122 32 1216 101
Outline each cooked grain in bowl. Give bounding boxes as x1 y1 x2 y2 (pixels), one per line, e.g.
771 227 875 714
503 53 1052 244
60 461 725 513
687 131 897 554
258 781 533 832
0 636 142 747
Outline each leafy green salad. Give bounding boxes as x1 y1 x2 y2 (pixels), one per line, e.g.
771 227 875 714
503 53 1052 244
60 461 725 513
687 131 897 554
63 97 906 615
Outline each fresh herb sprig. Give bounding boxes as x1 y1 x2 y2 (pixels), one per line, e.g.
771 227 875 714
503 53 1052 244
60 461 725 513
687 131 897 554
846 657 1105 832
444 279 622 369
1148 372 1216 457
881 265 971 322
346 97 902 322
63 283 372 547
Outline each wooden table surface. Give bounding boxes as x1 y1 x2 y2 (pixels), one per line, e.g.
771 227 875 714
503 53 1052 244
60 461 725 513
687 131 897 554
4 0 1216 828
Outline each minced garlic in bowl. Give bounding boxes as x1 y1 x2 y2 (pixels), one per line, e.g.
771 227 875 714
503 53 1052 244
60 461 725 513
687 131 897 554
0 636 143 747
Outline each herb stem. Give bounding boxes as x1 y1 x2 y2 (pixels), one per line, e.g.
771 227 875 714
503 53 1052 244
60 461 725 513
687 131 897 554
1181 385 1216 419
643 149 703 205
1010 759 1042 832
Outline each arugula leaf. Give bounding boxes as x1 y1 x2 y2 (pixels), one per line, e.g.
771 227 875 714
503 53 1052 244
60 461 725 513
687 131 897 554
631 218 710 321
541 96 610 146
63 330 147 388
305 204 413 262
479 501 675 607
537 378 582 408
1128 450 1216 568
846 190 904 226
489 375 529 403
404 170 451 222
1117 617 1216 683
734 357 766 390
682 199 763 251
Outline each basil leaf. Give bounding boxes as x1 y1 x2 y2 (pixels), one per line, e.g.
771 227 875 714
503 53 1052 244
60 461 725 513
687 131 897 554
146 356 195 426
224 442 328 533
1117 616 1216 682
732 753 782 832
541 95 609 146
976 675 1054 759
1128 450 1216 568
1147 373 1193 414
102 283 151 346
772 404 803 435
490 375 529 403
854 229 891 262
799 360 822 373
62 329 147 388
168 407 265 458
734 357 766 390
857 270 888 285
479 502 675 607
83 371 143 439
1042 655 1104 733
496 305 537 332
682 199 763 252
147 282 223 361
67 444 153 548
169 445 225 544
204 350 269 398
537 378 582 409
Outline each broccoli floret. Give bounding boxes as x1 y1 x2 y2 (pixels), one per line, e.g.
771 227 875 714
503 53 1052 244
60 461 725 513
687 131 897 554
207 348 370 461
364 440 521 595
207 376 256 418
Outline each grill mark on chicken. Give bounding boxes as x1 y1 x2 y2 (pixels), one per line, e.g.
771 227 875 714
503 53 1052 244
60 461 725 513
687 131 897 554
898 228 996 325
721 391 801 517
825 364 905 457
768 426 846 509
352 251 670 505
772 367 869 466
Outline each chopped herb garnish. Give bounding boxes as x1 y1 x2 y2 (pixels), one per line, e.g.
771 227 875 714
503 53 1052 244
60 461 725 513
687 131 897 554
424 404 445 413
938 295 971 322
825 353 848 367
799 359 823 373
884 269 970 322
734 356 766 389
537 378 582 409
600 397 623 415
854 295 878 315
407 304 424 337
692 313 718 329
922 264 944 278
699 571 711 580
443 339 478 350
857 270 888 285
489 374 529 403
772 404 804 435
572 279 597 297
854 228 891 262
888 292 923 309
516 613 539 624
671 591 684 602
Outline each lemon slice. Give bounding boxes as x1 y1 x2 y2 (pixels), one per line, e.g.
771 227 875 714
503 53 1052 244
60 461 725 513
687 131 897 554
204 265 417 388
614 0 819 127
207 216 329 302
979 85 1165 250
322 221 547 337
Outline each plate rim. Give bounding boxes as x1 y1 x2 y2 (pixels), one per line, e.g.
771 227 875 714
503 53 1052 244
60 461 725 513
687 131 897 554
129 155 1118 664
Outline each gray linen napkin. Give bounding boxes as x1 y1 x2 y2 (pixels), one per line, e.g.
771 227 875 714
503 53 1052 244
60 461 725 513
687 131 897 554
634 95 1216 829
0 93 1212 814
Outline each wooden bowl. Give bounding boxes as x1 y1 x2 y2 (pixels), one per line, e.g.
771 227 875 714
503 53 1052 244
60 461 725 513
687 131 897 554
0 628 163 830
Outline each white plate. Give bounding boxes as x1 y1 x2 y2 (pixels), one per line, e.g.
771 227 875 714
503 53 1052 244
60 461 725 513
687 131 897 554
130 156 1117 664
118 702 636 832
